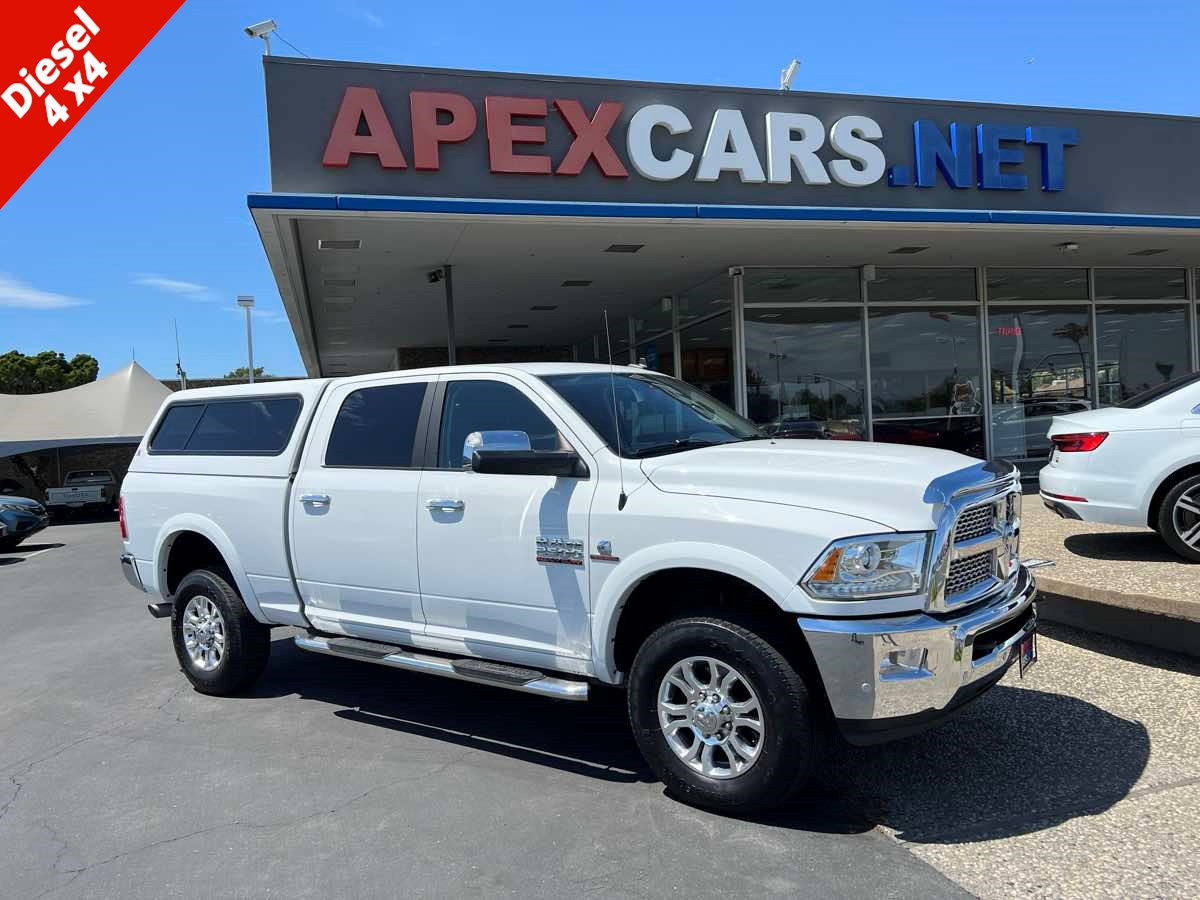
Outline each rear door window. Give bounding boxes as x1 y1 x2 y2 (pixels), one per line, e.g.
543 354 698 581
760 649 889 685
150 397 302 455
325 382 428 468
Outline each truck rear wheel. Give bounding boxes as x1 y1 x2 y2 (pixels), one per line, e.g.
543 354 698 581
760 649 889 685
171 569 270 695
627 615 825 814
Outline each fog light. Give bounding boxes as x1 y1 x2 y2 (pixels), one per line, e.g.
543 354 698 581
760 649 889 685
880 647 929 678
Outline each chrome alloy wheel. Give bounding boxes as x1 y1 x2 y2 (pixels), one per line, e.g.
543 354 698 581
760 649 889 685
1172 487 1200 549
657 656 765 779
181 595 226 672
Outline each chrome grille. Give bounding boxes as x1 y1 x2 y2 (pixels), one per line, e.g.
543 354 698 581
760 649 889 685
946 551 994 596
954 503 995 542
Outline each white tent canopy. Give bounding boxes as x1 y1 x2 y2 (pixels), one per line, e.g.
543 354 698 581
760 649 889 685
0 362 171 457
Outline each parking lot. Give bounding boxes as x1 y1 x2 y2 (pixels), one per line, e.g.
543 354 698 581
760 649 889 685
2 521 1197 898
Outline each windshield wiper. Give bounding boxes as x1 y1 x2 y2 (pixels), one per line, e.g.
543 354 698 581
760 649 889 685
630 438 731 459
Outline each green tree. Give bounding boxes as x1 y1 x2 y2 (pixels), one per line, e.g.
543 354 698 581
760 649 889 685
225 366 267 379
0 350 100 394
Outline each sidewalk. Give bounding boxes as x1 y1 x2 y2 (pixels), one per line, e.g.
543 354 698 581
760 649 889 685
1022 497 1200 655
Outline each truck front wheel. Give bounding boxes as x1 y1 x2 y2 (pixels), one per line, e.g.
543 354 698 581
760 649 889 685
171 569 270 695
627 616 825 814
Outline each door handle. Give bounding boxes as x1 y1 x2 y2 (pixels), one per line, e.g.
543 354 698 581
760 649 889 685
300 493 331 508
426 498 465 512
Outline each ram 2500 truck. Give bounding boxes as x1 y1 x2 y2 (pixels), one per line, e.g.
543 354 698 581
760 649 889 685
119 364 1038 813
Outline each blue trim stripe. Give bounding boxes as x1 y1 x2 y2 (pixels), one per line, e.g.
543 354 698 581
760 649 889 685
246 193 1200 229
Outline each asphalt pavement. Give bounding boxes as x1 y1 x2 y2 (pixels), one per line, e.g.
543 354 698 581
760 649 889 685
1 521 1197 898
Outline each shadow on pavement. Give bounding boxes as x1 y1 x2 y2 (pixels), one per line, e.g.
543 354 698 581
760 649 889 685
1063 530 1181 564
1039 620 1200 676
246 633 1148 840
48 511 117 526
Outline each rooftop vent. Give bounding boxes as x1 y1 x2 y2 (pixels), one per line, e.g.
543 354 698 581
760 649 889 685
323 278 356 288
318 239 362 250
530 304 558 311
323 297 355 307
561 280 592 287
889 246 929 255
605 244 643 253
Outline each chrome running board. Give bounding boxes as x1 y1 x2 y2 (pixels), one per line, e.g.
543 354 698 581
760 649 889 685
293 634 589 701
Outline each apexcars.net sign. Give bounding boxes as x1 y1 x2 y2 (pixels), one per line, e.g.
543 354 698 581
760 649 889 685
0 1 185 209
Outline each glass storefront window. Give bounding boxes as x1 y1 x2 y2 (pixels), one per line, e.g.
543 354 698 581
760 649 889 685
632 297 673 343
1094 268 1187 300
635 334 674 376
869 307 984 457
743 268 861 304
986 269 1088 301
677 273 732 328
1096 305 1191 404
679 313 734 406
988 307 1093 460
868 268 977 303
744 307 866 440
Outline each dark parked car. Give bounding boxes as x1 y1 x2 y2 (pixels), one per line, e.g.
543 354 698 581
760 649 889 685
0 497 50 551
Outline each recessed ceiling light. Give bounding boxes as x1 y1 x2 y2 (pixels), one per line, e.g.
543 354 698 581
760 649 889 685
318 239 361 250
507 324 529 329
328 340 348 347
530 305 558 311
488 338 510 343
889 246 929 255
759 313 783 319
1129 248 1168 256
324 297 355 307
561 280 592 287
327 325 351 332
605 244 644 253
323 278 356 288
320 264 359 275
689 336 710 342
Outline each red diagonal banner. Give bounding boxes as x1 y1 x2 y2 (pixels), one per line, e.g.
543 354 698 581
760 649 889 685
0 1 185 209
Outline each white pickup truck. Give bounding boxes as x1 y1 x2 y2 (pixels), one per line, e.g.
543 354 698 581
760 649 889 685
47 469 118 515
119 363 1038 813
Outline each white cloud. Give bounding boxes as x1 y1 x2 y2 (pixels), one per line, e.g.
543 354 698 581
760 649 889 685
353 7 384 27
223 306 288 325
0 273 90 309
132 274 212 296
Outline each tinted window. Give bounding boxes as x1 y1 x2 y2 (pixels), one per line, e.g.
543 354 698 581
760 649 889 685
326 382 427 467
150 404 204 451
437 381 560 468
1119 371 1200 409
179 398 301 454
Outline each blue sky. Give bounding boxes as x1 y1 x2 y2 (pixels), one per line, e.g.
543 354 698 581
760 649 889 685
1 0 1195 379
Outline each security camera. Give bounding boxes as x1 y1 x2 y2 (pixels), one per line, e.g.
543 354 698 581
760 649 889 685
244 19 277 38
427 269 443 284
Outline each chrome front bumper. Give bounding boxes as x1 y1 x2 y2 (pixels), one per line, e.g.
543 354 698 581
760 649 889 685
799 565 1037 744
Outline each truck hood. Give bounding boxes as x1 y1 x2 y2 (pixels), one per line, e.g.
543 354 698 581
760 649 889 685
641 439 980 532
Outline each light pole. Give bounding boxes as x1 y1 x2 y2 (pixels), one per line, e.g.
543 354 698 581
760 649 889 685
768 348 787 420
237 295 255 383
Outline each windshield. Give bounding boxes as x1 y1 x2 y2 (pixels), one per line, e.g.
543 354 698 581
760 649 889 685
540 372 764 458
1117 372 1200 409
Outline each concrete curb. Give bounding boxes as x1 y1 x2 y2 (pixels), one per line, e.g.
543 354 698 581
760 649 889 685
1036 576 1200 658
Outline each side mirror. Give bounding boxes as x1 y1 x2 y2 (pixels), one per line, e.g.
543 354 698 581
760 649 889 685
461 430 531 466
471 449 589 478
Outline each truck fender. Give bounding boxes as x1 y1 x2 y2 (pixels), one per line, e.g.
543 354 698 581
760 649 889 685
153 514 266 623
590 541 796 684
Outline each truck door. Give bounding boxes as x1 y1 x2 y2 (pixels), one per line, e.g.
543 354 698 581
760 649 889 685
290 375 434 642
415 374 596 669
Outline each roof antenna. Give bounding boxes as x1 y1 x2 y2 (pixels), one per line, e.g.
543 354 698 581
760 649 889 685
603 309 628 511
173 319 188 389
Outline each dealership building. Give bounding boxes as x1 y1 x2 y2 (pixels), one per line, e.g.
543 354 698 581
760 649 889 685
250 56 1200 474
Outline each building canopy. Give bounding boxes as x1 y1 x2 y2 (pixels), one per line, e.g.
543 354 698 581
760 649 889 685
0 362 171 457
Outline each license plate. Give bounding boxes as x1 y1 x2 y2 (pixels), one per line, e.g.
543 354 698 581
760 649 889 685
1017 631 1038 676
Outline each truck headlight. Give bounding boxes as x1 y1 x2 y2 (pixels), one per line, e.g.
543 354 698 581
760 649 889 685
802 533 929 600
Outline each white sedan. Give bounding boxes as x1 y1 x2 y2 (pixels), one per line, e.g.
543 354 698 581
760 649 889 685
1039 373 1200 561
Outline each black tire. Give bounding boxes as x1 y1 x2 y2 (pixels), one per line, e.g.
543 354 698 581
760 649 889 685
627 615 825 815
0 536 17 552
171 569 271 695
1157 473 1200 562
